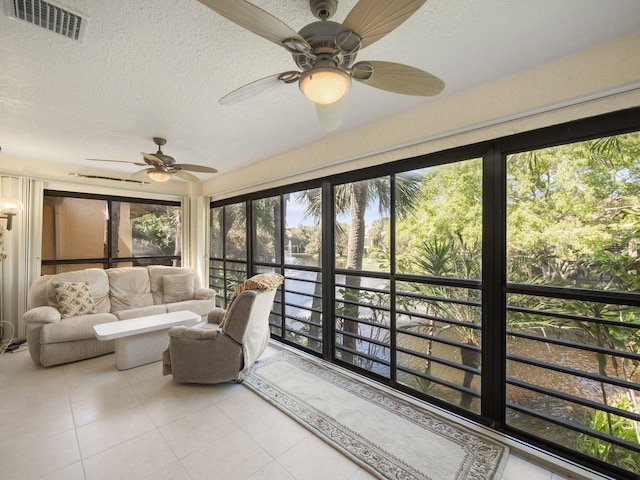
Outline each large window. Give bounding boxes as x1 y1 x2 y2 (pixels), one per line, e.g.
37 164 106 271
505 133 640 474
209 108 640 479
209 202 248 306
210 189 323 353
42 191 181 273
332 162 483 415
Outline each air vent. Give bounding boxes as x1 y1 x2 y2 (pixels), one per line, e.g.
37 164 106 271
4 0 89 42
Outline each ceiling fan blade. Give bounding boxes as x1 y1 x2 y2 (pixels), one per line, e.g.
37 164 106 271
197 0 307 50
219 71 299 105
142 153 165 166
316 99 344 132
174 164 218 173
86 158 146 166
351 61 444 96
174 170 200 182
131 168 153 179
341 0 427 49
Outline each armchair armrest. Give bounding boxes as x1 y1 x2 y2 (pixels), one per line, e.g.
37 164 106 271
194 288 216 301
168 324 221 339
23 306 61 324
207 307 226 324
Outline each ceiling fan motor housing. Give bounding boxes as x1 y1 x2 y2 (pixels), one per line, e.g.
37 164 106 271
294 21 359 71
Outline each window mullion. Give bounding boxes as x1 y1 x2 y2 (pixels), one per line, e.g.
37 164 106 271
322 181 335 361
481 144 507 424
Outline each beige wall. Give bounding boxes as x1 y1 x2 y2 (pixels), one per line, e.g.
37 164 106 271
202 32 640 200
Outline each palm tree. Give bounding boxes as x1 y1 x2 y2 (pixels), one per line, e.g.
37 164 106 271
298 173 422 363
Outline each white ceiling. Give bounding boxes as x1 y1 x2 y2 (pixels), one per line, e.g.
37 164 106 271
1 0 639 182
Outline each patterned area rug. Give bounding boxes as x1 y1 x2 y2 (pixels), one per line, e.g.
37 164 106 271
244 351 509 480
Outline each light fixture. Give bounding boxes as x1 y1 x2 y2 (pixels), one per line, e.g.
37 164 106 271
299 61 351 105
0 197 23 231
146 170 171 182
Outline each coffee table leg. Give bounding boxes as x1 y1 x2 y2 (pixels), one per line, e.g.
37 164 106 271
114 329 170 370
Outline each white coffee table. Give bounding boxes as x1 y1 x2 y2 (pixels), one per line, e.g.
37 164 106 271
93 310 200 370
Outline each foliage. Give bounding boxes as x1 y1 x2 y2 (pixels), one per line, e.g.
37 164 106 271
131 206 179 256
576 395 640 473
396 159 482 260
507 133 640 288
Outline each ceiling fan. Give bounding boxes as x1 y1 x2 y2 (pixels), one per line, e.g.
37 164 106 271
199 0 444 130
87 137 218 182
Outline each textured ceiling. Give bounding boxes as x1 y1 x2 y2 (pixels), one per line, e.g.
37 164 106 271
1 0 639 183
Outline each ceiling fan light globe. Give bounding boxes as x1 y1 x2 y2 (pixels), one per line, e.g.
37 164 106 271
299 67 351 105
146 170 171 182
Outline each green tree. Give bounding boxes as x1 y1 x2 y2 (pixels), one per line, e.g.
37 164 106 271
337 174 422 364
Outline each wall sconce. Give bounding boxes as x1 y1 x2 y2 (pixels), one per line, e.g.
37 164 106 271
0 197 23 231
0 197 22 262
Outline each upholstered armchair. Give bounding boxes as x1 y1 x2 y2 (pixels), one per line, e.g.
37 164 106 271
162 273 283 384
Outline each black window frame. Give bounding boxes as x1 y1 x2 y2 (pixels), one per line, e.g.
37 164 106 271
42 190 182 270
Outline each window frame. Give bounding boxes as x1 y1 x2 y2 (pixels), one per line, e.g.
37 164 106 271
42 190 182 271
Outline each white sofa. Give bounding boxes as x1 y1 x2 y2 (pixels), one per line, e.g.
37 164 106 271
23 266 216 367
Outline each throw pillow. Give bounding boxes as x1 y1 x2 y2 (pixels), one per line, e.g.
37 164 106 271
219 273 284 328
163 273 194 303
53 281 97 319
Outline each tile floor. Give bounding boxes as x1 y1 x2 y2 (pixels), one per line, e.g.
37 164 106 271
0 343 605 480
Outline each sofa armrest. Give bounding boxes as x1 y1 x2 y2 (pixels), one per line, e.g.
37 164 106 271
207 307 226 324
194 288 216 301
23 306 61 324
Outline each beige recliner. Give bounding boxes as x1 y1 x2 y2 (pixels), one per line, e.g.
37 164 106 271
162 273 283 384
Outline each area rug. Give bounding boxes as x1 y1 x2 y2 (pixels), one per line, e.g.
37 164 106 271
243 351 509 480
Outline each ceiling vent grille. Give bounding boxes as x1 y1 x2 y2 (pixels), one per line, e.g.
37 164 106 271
4 0 89 42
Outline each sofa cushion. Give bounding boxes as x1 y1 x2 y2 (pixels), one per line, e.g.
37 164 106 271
40 312 118 344
107 267 153 312
148 266 197 304
163 273 194 303
53 282 97 318
44 269 111 313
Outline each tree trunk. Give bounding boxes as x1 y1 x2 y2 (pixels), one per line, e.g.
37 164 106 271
460 338 481 410
341 182 368 364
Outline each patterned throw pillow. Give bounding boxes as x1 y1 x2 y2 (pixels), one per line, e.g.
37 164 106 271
53 281 97 318
219 273 284 328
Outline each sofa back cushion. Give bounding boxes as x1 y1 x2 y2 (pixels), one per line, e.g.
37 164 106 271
147 266 198 305
35 268 111 313
53 281 97 318
107 267 153 312
162 273 194 303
